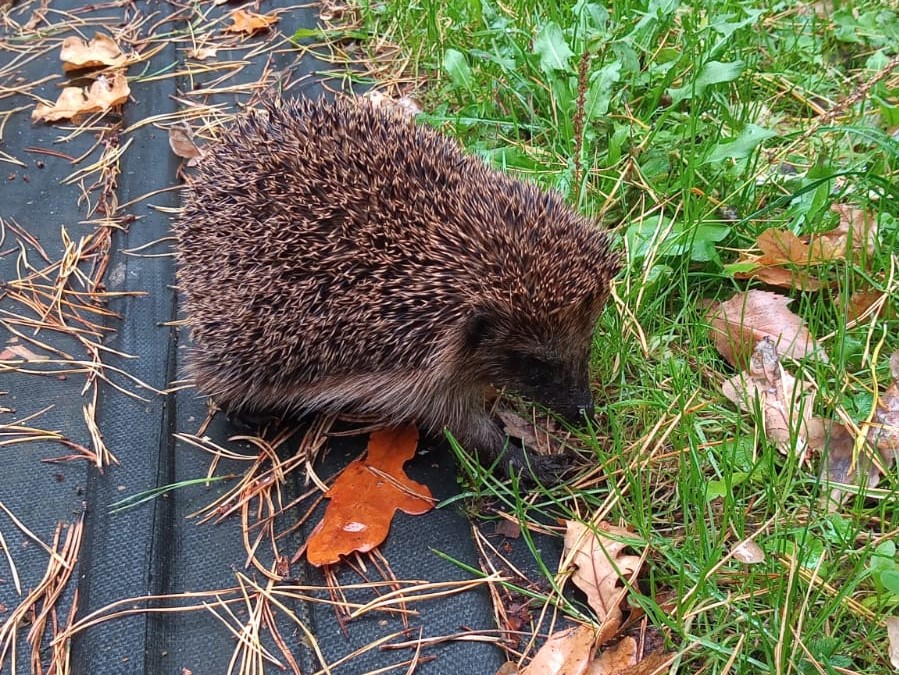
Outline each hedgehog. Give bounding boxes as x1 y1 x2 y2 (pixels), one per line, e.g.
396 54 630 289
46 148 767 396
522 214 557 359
174 97 619 481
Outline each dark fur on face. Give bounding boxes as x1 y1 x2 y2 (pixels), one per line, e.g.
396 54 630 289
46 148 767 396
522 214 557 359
175 97 619 481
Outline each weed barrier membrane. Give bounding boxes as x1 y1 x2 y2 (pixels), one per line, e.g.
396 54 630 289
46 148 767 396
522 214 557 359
0 1 527 672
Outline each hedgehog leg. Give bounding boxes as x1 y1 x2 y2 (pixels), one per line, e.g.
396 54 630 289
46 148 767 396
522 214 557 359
464 414 576 486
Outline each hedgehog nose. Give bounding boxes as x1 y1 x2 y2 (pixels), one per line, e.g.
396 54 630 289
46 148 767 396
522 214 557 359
560 400 594 425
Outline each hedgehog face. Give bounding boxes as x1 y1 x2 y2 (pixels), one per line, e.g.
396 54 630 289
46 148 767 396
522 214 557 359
463 309 597 425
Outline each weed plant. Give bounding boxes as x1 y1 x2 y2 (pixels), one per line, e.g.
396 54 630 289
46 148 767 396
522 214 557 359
336 0 899 671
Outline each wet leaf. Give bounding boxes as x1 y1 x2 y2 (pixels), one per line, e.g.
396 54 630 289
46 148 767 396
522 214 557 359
521 624 596 675
707 290 826 368
564 521 643 625
60 33 127 71
224 9 279 36
722 336 817 459
32 71 130 123
306 426 433 566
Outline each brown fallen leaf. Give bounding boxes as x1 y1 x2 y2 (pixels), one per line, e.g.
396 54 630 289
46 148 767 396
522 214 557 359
819 421 881 507
32 71 130 123
364 91 423 118
735 264 822 292
730 205 877 289
168 125 202 164
497 409 567 456
616 652 676 675
843 288 892 322
828 203 878 258
587 637 637 674
187 46 218 60
305 426 433 566
722 336 817 459
707 290 826 369
564 521 643 625
224 9 279 35
0 341 48 361
871 352 899 461
886 616 899 670
60 33 127 71
520 624 596 675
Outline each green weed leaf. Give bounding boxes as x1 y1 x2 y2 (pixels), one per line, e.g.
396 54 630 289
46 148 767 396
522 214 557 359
533 21 574 73
585 61 622 119
668 60 745 104
706 124 777 164
881 570 899 596
443 48 473 89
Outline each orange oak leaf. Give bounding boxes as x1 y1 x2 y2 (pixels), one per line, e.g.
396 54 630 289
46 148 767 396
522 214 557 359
59 33 127 71
224 9 279 35
306 426 433 566
32 71 130 123
731 206 877 289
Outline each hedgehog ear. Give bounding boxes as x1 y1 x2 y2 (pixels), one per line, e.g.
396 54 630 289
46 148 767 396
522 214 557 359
464 311 494 351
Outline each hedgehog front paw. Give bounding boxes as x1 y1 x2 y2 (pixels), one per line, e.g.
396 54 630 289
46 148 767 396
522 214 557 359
502 441 577 486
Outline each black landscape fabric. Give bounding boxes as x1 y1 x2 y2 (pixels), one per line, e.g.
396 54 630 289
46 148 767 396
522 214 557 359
0 2 532 672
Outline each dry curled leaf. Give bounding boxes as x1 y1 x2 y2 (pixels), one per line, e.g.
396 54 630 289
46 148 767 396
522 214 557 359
872 352 899 461
168 125 202 164
0 342 48 361
886 616 899 670
564 521 643 625
224 9 278 35
188 46 218 60
305 426 433 566
828 203 878 258
722 336 818 459
32 71 130 123
707 290 826 369
497 409 567 456
520 624 596 675
587 637 638 674
819 422 881 507
60 33 127 71
364 91 423 118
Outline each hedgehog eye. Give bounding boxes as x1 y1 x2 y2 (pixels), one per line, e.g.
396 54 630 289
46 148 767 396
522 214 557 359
465 313 493 351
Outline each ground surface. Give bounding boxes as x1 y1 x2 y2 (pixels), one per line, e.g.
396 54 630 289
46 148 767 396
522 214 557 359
0 2 515 673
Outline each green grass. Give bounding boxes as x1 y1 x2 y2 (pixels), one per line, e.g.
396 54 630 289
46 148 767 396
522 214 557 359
329 0 898 671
